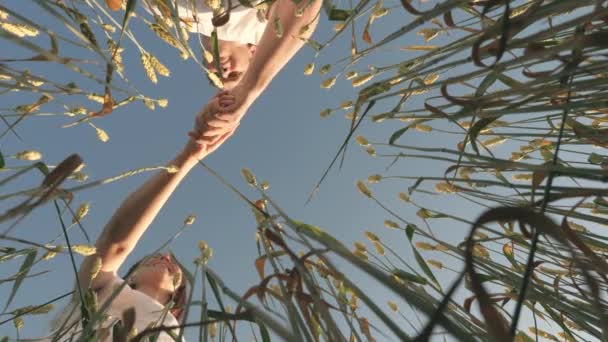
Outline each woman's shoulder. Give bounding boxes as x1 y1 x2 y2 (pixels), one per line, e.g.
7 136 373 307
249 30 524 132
96 275 181 339
96 274 130 303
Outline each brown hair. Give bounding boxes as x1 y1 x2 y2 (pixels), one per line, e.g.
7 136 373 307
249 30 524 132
123 254 191 323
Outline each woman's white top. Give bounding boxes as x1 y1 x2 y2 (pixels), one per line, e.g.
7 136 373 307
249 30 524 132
161 0 267 45
46 276 181 341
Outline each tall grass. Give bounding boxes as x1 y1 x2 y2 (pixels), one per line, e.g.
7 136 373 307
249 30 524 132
1 0 608 340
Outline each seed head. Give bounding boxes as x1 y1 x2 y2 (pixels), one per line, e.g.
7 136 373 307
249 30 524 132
372 241 385 255
345 71 358 80
260 181 269 190
320 108 332 118
512 173 532 181
355 135 369 146
184 214 196 225
42 251 57 260
366 147 376 157
351 73 374 87
321 76 337 89
427 259 443 269
90 256 102 280
415 242 435 251
141 53 158 84
353 249 368 260
481 136 507 148
95 127 109 142
384 220 399 229
149 55 170 77
398 192 410 203
434 182 458 193
157 98 169 108
356 180 372 198
72 202 90 224
417 28 440 42
241 168 257 186
364 231 380 242
371 7 389 20
339 101 353 110
303 63 314 75
72 244 97 256
208 72 224 89
367 174 382 184
273 16 283 38
1 23 39 37
319 64 332 75
13 317 24 330
173 271 182 288
15 150 42 161
414 124 432 132
354 241 367 252
423 73 439 85
209 322 217 338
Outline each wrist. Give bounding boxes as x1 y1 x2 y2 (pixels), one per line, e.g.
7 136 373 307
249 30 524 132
177 140 207 168
240 74 267 98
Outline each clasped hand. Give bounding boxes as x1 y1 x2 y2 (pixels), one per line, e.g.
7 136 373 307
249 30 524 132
186 88 251 158
188 86 252 152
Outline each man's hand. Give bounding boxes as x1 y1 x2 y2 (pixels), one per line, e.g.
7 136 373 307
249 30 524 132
183 127 236 161
188 92 235 141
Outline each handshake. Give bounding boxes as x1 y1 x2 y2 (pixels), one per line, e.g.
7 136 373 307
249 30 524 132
185 87 252 159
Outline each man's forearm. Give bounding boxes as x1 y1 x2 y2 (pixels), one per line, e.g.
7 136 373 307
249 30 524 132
242 0 322 93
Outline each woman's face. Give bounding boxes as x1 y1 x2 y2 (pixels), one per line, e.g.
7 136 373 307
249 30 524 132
203 36 256 90
133 253 183 295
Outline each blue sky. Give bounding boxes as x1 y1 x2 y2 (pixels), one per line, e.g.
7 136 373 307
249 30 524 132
0 0 575 340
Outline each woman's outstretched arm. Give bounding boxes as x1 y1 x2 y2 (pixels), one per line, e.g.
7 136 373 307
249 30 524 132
78 99 234 291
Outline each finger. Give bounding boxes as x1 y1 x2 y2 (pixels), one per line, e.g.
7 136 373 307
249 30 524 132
194 117 209 131
188 131 201 141
194 136 217 145
215 90 230 98
207 101 222 111
189 126 204 136
219 99 235 107
217 103 237 113
206 118 231 127
189 135 209 147
206 120 232 129
188 130 209 143
214 113 239 121
218 94 235 100
208 128 237 150
218 95 235 103
201 135 224 146
192 133 220 145
201 127 230 137
201 127 229 137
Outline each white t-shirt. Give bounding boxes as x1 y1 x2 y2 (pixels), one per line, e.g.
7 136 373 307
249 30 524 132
157 0 267 45
45 276 181 341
